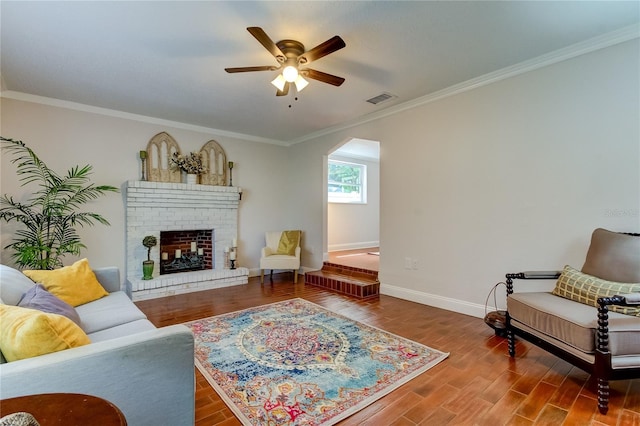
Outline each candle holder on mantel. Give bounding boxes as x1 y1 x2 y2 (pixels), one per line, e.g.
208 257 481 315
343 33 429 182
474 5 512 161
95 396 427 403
229 246 237 270
224 248 230 269
228 161 234 186
139 150 147 181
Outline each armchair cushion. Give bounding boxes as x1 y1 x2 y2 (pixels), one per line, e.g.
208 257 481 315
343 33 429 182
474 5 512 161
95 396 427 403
582 228 640 283
508 292 640 356
552 265 640 316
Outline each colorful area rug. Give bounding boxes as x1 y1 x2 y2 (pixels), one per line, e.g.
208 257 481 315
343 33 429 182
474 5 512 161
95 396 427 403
186 298 448 425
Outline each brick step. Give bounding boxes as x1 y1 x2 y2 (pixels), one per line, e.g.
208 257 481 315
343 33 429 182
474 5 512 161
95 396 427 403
305 262 379 299
319 262 378 281
306 270 379 286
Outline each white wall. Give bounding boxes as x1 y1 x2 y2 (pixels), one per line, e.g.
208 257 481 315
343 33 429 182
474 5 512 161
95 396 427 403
327 154 380 251
2 40 637 318
290 39 640 317
0 99 292 276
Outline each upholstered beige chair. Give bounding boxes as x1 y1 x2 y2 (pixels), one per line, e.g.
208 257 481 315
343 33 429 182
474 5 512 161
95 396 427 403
260 230 302 284
505 228 640 414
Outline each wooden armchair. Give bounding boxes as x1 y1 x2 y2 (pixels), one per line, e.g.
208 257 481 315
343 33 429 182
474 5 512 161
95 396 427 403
505 228 640 414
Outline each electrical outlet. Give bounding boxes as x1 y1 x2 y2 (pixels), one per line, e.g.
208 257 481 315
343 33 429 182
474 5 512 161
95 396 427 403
404 257 412 269
412 259 418 270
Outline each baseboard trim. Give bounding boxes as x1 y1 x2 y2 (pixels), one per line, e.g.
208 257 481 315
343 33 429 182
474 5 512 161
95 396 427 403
328 241 379 252
380 283 486 319
247 268 487 319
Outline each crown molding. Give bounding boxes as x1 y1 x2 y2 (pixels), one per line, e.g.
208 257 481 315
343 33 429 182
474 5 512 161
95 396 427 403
0 91 289 147
288 24 640 146
2 24 637 148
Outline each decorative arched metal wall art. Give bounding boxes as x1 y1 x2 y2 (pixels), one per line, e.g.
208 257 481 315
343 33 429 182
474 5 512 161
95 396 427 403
199 140 227 186
146 132 182 183
143 132 229 186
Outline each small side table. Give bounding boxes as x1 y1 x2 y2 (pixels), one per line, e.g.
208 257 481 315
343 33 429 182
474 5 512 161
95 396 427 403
0 393 127 425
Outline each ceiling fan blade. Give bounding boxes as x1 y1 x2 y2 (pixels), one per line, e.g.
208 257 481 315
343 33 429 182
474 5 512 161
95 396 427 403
225 66 278 73
276 82 290 96
247 27 286 63
301 69 345 86
299 36 345 64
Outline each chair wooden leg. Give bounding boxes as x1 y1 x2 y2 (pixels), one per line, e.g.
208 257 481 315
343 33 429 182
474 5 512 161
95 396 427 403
597 377 610 414
294 270 298 284
260 269 264 284
507 328 516 357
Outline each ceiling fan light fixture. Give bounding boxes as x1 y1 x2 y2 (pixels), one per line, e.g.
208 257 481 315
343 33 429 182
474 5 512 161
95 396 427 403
271 74 287 91
294 75 309 92
282 65 299 82
225 28 346 97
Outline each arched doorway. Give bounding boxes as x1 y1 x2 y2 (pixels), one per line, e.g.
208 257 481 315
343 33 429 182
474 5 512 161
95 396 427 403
325 138 380 271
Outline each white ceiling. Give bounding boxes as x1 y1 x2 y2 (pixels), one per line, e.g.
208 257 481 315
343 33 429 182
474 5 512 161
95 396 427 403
1 1 638 145
331 138 380 162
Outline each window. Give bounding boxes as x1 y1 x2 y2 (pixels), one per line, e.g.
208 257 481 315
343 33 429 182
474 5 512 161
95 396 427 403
328 159 366 204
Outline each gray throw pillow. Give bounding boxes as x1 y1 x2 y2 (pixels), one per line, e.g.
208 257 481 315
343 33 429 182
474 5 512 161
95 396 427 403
18 284 82 326
581 228 640 283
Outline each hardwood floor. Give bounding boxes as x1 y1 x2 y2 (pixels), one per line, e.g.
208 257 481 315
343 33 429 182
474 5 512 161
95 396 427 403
135 274 640 426
328 247 379 271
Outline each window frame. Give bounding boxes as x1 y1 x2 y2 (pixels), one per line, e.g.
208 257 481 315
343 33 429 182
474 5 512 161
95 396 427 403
328 159 367 204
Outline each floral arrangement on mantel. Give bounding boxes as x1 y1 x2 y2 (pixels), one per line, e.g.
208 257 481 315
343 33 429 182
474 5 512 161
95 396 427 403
170 152 207 175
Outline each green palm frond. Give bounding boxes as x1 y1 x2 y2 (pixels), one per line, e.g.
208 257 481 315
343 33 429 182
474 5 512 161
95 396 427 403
1 136 118 269
1 137 60 188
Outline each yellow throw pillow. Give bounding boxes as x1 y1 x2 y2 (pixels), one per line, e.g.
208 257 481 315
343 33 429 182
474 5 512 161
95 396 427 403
0 305 91 362
276 230 301 256
23 258 108 307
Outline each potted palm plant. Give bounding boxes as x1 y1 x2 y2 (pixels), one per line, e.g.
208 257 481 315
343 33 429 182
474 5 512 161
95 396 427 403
0 137 118 269
142 235 157 280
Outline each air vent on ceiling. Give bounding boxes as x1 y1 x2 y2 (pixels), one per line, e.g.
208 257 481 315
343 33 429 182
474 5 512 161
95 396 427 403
366 92 397 105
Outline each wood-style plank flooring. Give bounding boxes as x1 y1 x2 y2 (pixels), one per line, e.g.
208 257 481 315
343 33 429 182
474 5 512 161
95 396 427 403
135 266 639 425
327 247 380 271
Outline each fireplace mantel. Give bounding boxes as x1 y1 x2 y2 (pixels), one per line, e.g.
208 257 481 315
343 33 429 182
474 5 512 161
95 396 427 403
125 180 247 300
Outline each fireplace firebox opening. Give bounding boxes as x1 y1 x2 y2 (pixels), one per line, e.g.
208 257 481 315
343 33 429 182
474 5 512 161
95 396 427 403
160 230 213 275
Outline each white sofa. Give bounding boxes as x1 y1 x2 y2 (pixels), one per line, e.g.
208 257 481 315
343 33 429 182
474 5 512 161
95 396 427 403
0 264 195 426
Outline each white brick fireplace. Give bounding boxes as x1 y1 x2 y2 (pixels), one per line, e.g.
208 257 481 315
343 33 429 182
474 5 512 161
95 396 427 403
125 180 248 301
